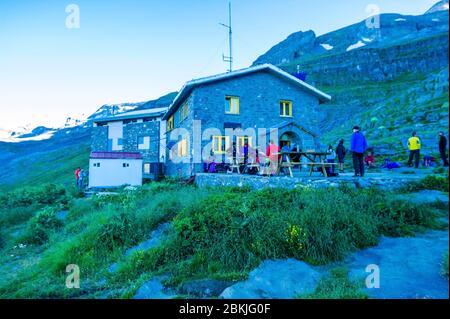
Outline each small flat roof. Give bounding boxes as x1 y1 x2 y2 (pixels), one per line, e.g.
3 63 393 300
90 152 143 159
94 107 168 124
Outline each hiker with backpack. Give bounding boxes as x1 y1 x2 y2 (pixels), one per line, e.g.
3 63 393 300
336 139 346 172
350 126 368 177
407 131 421 168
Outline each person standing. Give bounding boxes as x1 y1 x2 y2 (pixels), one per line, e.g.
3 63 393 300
350 126 367 177
266 140 280 175
74 167 81 187
326 145 336 176
439 132 449 167
336 139 346 172
78 169 87 189
407 132 421 168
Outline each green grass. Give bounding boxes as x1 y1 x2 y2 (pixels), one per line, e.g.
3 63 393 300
0 181 444 298
298 267 368 299
403 175 449 193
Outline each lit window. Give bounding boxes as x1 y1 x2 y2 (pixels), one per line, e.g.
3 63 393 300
167 115 174 131
212 135 230 154
178 138 188 157
180 101 189 122
280 100 293 117
143 163 151 174
237 136 252 150
225 96 240 114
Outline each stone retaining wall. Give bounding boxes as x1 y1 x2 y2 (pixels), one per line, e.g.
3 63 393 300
195 173 422 190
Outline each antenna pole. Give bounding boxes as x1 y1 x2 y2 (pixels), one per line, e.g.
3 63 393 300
220 2 233 72
228 2 232 72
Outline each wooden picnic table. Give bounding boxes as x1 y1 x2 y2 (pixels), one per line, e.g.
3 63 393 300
276 151 338 177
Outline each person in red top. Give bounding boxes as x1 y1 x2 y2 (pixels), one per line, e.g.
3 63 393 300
266 140 280 175
74 167 81 187
364 152 376 168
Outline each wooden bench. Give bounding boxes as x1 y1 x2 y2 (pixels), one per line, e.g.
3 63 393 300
304 162 339 177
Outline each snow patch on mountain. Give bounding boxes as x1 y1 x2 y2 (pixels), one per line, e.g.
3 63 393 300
320 43 334 50
346 41 366 51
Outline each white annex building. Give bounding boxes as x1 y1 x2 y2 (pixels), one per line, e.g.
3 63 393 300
88 152 143 188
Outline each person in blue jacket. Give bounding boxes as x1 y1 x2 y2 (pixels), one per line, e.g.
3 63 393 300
350 126 368 177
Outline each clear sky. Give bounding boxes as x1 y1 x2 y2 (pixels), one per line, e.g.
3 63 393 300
0 0 438 130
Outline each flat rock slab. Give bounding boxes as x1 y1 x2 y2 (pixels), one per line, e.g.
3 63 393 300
346 230 449 299
219 230 449 299
179 279 232 298
219 259 321 299
108 223 170 273
125 222 171 256
133 276 176 299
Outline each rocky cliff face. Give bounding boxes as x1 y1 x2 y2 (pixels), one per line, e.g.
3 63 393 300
253 7 449 159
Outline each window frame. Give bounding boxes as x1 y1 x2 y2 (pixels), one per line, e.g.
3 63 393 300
225 96 240 115
279 100 293 117
212 135 230 154
179 101 189 123
237 136 252 149
143 163 151 174
177 138 188 157
167 115 174 131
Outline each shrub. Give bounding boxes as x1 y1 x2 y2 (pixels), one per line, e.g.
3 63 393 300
405 175 449 192
0 184 67 208
21 207 63 245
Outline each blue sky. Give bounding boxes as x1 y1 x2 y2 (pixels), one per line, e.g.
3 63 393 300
0 0 438 129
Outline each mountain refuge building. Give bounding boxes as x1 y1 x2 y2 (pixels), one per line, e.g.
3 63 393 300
89 63 331 187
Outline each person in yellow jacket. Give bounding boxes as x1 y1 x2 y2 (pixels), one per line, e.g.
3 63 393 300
407 132 421 168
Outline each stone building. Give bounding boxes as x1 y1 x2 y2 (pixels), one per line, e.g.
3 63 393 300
89 108 167 187
162 63 331 177
89 63 331 184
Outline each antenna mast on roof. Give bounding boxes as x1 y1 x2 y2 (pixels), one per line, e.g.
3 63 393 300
220 2 233 72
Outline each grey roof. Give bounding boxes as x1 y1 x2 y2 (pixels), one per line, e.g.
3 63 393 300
94 107 168 123
162 63 331 120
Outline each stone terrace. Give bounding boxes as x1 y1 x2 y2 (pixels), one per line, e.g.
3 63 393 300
195 168 435 190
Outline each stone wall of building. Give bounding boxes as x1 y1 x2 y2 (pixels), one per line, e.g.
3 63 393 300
123 121 160 163
91 126 108 152
164 70 324 177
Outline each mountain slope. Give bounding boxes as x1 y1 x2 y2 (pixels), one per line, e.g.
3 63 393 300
253 8 449 158
0 93 176 189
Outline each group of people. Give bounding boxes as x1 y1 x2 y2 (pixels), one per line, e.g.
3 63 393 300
327 127 449 177
203 127 449 178
74 167 87 189
406 131 449 168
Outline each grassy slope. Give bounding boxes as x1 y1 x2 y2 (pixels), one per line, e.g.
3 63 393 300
0 142 90 192
0 178 448 298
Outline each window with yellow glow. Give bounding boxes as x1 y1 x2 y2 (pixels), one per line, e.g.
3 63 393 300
167 115 174 131
178 138 188 157
237 136 252 150
280 100 293 117
225 96 240 114
143 163 151 174
212 135 229 154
